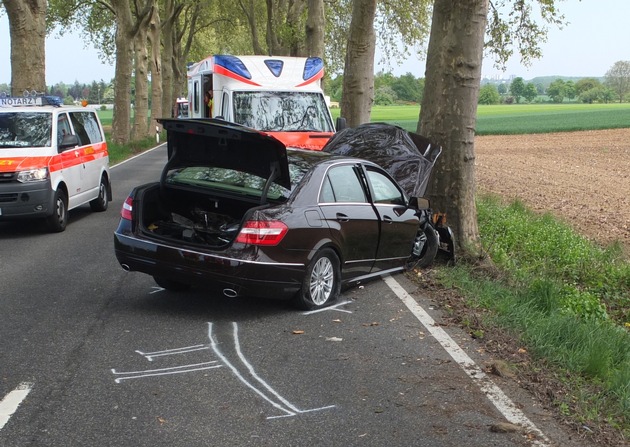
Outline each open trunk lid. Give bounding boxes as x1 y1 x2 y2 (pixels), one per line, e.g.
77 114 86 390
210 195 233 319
158 118 291 190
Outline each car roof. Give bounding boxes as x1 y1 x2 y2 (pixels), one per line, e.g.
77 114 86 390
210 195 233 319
158 118 292 190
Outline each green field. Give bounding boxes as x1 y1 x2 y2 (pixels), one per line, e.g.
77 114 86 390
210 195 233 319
331 103 630 135
101 102 630 138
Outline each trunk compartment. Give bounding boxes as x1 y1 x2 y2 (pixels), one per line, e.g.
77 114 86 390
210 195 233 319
138 185 261 248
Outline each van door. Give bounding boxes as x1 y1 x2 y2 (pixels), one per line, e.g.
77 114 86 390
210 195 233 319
57 112 84 207
67 111 107 207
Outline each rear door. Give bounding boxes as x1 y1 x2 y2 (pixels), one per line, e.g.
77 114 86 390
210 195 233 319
318 163 380 278
363 165 419 272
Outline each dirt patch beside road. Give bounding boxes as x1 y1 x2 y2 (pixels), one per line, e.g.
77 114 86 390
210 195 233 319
475 128 630 255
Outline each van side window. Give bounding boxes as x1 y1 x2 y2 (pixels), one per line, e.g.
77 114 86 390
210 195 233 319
69 112 103 145
57 113 72 147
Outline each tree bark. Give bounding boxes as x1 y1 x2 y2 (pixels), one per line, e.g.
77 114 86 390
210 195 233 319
306 0 325 58
340 0 376 127
111 0 134 144
4 0 47 95
161 0 176 119
418 0 489 259
132 21 150 140
149 5 163 132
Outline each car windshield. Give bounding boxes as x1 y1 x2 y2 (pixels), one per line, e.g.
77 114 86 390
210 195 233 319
0 112 52 148
233 91 334 133
165 152 316 201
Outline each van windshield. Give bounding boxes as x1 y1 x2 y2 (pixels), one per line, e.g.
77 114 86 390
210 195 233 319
233 91 334 133
0 112 52 148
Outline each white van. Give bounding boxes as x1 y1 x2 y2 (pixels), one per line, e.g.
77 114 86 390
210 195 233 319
0 95 111 232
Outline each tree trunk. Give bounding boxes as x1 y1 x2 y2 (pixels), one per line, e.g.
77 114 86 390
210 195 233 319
4 0 47 95
149 5 163 132
239 0 265 54
111 0 134 144
161 0 176 118
418 0 489 259
132 23 150 140
306 0 325 58
340 0 376 127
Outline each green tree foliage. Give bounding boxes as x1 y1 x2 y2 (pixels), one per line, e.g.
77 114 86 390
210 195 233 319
509 77 526 103
575 77 602 95
564 80 576 100
546 78 567 103
391 72 424 103
523 82 538 103
605 60 630 103
478 84 501 105
374 86 397 105
497 83 508 95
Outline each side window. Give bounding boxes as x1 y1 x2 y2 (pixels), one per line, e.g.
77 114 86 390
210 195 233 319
57 113 72 147
319 165 367 203
69 112 103 145
366 168 405 205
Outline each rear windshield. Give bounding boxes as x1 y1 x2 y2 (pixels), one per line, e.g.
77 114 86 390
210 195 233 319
165 152 315 201
0 112 52 148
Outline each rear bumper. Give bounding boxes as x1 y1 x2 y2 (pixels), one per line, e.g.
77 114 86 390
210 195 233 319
114 231 306 299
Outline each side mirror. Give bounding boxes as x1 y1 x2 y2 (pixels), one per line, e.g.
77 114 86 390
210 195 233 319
335 116 347 131
59 134 80 151
409 196 430 210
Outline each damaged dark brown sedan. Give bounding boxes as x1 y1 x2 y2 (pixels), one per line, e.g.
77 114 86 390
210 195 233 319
114 119 430 309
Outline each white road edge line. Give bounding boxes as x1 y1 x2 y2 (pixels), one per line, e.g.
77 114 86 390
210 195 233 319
0 382 33 431
384 275 552 447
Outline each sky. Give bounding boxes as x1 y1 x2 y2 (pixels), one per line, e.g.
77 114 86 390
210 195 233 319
1 0 628 86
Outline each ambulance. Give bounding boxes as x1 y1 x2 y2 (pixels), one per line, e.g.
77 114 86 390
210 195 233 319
0 95 111 232
186 54 340 150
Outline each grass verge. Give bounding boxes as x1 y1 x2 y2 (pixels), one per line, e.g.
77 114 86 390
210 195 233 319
106 133 162 165
425 194 630 443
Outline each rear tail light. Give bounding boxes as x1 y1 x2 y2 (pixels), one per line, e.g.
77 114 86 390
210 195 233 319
121 196 133 220
235 220 288 246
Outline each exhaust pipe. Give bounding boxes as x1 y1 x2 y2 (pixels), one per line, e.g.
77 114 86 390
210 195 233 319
121 264 131 272
223 288 238 298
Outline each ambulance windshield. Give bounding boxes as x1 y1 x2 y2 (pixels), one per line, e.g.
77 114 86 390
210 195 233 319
0 112 52 148
233 91 334 133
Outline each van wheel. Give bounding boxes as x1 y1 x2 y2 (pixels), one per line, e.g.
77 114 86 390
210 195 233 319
153 276 191 292
46 189 68 232
90 175 109 212
293 248 340 310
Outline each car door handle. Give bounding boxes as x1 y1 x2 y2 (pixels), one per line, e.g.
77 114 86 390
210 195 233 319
383 216 393 224
336 213 350 222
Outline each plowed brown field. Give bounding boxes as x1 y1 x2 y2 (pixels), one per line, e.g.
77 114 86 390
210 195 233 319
475 128 630 255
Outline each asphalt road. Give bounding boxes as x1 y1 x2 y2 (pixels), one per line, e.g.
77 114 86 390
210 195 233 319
0 145 587 447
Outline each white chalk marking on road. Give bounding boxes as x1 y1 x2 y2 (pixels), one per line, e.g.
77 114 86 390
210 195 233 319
303 300 353 315
208 322 335 419
384 275 551 447
0 382 33 431
136 344 210 361
112 362 222 383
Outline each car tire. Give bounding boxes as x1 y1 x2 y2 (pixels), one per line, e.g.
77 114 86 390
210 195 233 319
90 175 109 212
407 224 439 269
46 189 69 232
294 248 341 310
153 276 191 292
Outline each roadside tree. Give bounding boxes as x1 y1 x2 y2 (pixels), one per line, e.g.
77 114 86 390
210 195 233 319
3 0 47 95
420 0 567 259
605 60 630 103
509 77 526 103
478 84 501 105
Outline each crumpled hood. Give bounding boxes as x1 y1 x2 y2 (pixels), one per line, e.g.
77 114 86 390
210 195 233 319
322 123 441 197
158 118 291 190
